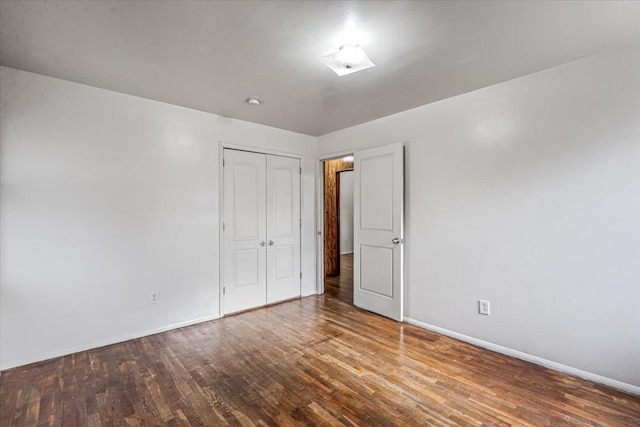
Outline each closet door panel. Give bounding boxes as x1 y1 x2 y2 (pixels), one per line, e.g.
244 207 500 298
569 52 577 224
222 149 267 314
266 155 301 304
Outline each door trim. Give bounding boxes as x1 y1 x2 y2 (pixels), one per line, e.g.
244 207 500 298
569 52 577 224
218 141 303 317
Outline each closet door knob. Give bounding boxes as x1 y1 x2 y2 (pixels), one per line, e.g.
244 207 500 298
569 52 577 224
259 241 266 247
268 240 275 246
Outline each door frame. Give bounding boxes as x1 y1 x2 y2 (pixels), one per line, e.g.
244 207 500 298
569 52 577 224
316 148 359 295
218 141 304 317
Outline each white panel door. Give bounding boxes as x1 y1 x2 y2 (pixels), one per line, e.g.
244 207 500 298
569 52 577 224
222 149 267 314
354 143 404 321
266 155 301 304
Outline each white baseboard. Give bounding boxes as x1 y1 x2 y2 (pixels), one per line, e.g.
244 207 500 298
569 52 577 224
302 290 319 298
1 313 221 371
403 316 640 396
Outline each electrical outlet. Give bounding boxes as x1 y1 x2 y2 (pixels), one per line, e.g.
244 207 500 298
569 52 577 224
151 291 159 304
478 300 490 315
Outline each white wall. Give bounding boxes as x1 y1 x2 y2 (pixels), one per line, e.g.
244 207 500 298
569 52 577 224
319 44 640 388
339 170 354 254
0 66 317 370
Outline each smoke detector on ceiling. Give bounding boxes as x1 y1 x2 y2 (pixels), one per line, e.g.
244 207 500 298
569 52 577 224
321 44 375 76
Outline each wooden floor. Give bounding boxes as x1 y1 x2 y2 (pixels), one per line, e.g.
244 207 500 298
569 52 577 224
324 253 353 305
1 295 639 426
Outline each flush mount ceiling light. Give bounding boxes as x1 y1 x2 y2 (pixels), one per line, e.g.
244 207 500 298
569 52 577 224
321 44 375 76
245 97 262 106
342 155 354 162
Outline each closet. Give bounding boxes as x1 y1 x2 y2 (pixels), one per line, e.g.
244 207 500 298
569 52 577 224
222 149 301 314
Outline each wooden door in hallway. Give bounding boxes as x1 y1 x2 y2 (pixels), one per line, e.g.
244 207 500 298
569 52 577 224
323 158 353 276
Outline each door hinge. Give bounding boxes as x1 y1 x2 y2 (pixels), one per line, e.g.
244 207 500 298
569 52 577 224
300 218 302 227
300 166 302 175
223 286 226 295
300 272 302 279
222 222 225 231
223 158 225 167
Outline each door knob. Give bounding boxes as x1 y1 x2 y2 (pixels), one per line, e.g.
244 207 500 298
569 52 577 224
392 238 401 244
268 240 275 246
259 240 266 247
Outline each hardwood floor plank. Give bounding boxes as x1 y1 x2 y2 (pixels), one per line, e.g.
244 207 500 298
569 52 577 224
325 253 354 305
1 294 639 426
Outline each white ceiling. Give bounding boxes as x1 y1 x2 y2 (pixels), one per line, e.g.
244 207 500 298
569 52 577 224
2 1 640 136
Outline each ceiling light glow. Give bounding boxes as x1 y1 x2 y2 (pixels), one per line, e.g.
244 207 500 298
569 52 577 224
334 18 370 47
342 155 354 162
336 45 367 64
321 44 375 76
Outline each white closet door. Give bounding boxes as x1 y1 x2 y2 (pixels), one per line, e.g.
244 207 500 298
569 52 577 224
266 155 301 304
354 143 404 321
222 149 267 314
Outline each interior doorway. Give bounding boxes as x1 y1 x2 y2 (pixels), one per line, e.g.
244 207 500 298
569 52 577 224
318 143 404 320
322 156 354 304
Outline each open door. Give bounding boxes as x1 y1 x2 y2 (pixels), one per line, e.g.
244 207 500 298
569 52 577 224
354 143 404 321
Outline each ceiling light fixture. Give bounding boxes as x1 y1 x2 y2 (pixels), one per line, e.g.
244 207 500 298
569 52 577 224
342 155 354 162
321 44 375 76
245 97 262 106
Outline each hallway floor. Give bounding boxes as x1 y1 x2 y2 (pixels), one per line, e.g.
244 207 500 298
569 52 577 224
324 253 353 305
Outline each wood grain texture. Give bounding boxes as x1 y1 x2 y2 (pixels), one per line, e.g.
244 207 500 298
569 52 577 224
325 253 354 305
324 158 353 276
1 295 639 426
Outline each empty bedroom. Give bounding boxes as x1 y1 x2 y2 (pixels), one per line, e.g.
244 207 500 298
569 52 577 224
1 1 639 425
